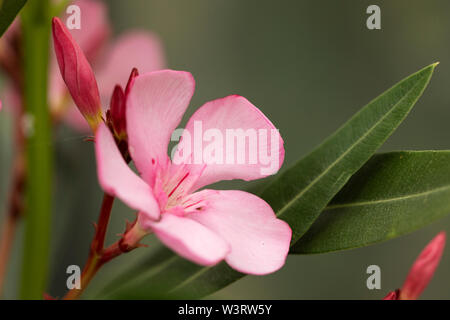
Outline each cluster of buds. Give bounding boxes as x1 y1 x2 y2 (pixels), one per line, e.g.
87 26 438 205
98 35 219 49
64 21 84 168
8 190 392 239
52 17 137 159
105 68 139 159
52 16 148 251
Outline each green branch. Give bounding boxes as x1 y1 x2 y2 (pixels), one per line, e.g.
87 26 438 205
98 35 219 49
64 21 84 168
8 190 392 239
20 0 52 299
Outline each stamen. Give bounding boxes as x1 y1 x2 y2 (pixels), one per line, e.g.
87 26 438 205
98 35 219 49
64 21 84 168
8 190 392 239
183 199 202 210
167 172 190 198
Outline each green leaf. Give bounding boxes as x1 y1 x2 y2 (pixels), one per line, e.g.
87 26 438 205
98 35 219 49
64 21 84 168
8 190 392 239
264 63 437 244
0 0 27 37
96 63 437 299
291 151 450 254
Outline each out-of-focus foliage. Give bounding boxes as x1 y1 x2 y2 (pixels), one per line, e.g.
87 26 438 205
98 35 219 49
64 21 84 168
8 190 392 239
0 0 26 37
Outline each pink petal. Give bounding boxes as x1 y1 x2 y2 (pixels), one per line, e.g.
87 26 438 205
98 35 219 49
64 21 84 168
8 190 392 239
140 212 230 266
96 31 166 107
400 232 446 300
175 95 285 191
52 17 102 132
95 122 160 220
48 59 68 113
126 70 195 184
187 190 292 275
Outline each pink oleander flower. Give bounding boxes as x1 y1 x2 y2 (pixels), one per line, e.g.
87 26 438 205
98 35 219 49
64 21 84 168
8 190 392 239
384 232 446 300
95 70 292 274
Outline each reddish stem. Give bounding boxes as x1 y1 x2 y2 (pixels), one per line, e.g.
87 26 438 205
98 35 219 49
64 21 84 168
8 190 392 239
92 194 115 254
0 111 26 297
63 193 115 300
0 208 19 297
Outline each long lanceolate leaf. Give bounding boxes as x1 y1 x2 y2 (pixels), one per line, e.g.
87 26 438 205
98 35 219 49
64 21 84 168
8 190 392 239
0 0 27 37
264 63 437 244
97 63 437 299
292 151 450 254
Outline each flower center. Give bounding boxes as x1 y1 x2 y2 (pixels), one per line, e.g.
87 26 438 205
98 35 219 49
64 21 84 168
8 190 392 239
154 164 197 211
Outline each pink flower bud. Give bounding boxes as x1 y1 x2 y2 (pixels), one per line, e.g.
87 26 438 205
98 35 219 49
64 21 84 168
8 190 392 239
109 68 138 139
51 17 103 132
399 232 446 300
125 67 139 97
109 85 126 139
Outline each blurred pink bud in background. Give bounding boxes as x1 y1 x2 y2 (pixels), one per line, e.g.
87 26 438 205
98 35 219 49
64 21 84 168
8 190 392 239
384 232 446 300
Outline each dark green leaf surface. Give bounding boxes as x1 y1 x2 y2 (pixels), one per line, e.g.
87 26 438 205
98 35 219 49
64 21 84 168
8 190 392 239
292 151 450 254
0 0 27 37
264 63 437 244
97 64 437 299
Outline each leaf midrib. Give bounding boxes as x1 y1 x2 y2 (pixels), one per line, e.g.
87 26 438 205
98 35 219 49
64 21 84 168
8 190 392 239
274 73 426 219
168 265 212 294
326 184 450 210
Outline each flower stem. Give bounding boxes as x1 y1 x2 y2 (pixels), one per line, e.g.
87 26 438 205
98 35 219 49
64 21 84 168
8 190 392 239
63 194 116 300
62 193 147 300
92 194 115 254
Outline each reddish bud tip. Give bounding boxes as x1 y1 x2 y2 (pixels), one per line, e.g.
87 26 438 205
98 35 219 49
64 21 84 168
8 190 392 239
110 85 126 139
400 232 446 300
108 68 139 139
125 68 139 97
51 17 103 132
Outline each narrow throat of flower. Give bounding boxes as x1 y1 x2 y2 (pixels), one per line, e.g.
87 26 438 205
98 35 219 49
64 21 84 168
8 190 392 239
155 164 201 212
167 172 190 198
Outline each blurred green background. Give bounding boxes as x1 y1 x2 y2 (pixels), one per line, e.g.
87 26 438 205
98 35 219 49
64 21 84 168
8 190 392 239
1 0 450 299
